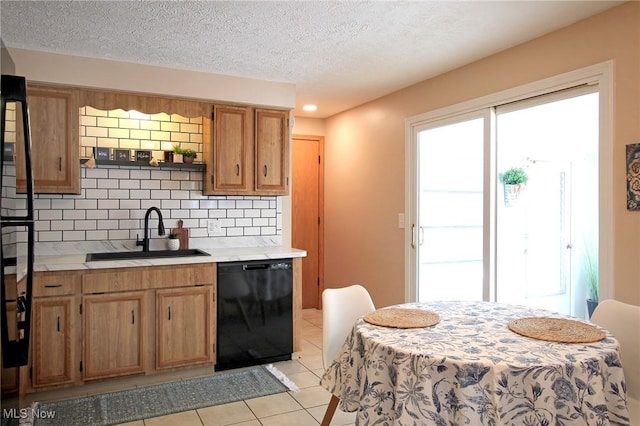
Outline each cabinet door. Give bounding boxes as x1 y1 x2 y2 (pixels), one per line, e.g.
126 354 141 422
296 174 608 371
255 108 289 194
32 297 74 387
16 85 80 194
206 105 250 194
83 292 145 380
156 286 213 369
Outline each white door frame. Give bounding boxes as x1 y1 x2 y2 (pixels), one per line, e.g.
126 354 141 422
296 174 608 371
404 61 614 303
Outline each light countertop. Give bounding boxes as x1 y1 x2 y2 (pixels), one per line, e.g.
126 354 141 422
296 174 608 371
35 246 307 272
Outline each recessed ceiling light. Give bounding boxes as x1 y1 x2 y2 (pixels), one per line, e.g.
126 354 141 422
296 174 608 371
302 104 317 112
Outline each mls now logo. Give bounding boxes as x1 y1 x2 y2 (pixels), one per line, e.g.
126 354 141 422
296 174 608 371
3 407 56 420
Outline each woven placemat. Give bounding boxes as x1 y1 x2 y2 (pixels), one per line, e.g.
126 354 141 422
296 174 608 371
508 317 606 343
363 308 440 328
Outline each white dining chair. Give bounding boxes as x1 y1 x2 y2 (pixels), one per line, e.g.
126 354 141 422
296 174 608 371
591 299 640 423
321 284 375 426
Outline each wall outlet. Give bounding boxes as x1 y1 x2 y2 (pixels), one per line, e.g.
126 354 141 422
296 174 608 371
207 219 220 236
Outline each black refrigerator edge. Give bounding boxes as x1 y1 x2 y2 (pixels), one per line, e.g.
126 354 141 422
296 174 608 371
1 74 35 368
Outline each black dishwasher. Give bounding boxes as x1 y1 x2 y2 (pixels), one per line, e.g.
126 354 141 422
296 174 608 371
216 259 293 371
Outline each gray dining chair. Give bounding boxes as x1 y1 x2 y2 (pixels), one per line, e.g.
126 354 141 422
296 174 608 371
591 299 639 423
321 284 375 426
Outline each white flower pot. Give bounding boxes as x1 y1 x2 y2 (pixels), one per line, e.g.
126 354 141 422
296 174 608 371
167 238 180 251
503 183 524 207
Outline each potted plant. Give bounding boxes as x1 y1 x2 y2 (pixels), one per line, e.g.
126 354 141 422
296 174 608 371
172 145 184 163
167 233 180 251
500 167 528 206
585 248 599 318
181 149 197 164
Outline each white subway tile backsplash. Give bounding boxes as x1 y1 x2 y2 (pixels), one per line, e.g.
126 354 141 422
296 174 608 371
63 210 86 220
34 199 51 209
107 190 128 202
39 210 63 220
227 228 243 237
108 169 130 179
38 231 62 242
86 230 108 240
108 209 130 220
120 200 141 209
161 180 181 190
98 220 119 230
120 180 141 190
208 209 226 218
151 190 170 199
98 199 119 209
75 200 98 210
35 221 50 231
130 170 151 180
142 180 161 190
85 189 108 200
98 179 119 189
81 178 97 189
190 209 207 219
33 107 282 244
160 199 180 209
51 220 74 231
51 199 75 209
151 170 172 180
87 210 108 220
75 220 97 230
63 231 86 241
108 229 129 240
85 168 109 179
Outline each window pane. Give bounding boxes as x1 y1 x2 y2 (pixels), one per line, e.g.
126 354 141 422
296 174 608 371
418 118 484 302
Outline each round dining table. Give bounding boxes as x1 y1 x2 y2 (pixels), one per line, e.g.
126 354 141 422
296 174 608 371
320 300 631 425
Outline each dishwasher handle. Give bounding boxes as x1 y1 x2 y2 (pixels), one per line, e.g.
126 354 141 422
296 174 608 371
243 264 269 271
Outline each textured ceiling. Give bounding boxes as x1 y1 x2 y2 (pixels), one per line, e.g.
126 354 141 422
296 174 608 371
0 1 623 118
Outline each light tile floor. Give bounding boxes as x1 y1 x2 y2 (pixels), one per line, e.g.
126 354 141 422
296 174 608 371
11 309 356 426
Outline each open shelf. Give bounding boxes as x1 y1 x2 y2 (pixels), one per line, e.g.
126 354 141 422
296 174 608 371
80 159 206 171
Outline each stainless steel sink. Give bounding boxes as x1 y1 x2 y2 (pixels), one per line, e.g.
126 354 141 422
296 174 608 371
85 249 210 262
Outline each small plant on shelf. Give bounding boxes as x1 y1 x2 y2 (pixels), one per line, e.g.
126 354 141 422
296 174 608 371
181 149 196 158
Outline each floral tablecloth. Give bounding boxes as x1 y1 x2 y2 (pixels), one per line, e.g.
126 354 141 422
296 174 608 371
320 301 631 425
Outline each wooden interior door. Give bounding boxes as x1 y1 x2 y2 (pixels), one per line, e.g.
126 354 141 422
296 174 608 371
292 135 323 309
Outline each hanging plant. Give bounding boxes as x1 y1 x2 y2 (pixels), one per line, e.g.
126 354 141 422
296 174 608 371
500 167 529 185
500 167 528 207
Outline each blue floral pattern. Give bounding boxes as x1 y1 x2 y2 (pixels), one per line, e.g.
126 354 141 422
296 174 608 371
320 301 631 425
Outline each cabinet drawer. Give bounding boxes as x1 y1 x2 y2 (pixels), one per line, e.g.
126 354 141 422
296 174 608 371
83 264 216 293
33 273 80 297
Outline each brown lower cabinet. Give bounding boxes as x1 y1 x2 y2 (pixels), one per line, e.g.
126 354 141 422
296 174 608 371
20 259 300 396
83 291 146 381
21 264 217 394
32 297 75 387
156 286 213 369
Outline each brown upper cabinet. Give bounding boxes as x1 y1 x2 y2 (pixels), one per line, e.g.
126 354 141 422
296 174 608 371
18 84 80 194
204 105 289 196
205 105 250 194
255 108 289 194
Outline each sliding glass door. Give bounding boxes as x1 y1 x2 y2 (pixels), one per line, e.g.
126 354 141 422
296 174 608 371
415 113 489 302
410 86 599 318
495 88 599 317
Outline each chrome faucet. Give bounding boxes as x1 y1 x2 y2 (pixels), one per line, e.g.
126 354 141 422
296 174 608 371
136 207 165 252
